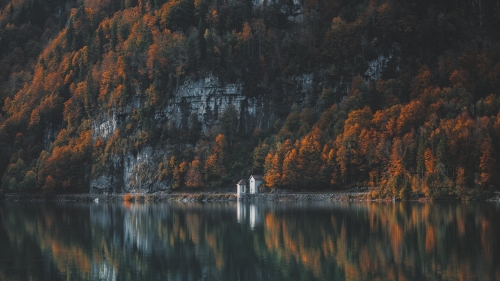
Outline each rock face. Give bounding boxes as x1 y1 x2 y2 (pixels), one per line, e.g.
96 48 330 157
365 54 393 81
252 0 303 14
90 74 314 194
90 146 170 194
92 113 117 141
162 75 265 133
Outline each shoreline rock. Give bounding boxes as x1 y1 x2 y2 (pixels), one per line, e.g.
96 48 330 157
2 191 497 202
1 191 369 202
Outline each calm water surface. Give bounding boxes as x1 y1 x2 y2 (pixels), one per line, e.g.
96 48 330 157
0 201 499 281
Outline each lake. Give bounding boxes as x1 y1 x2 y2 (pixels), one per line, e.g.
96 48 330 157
0 200 499 281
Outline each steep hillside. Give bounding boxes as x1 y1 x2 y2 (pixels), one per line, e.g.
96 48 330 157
1 0 500 199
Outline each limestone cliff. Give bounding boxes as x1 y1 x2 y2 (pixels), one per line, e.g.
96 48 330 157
90 74 313 193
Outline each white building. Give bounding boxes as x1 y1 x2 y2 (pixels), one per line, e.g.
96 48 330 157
249 175 263 194
237 179 247 199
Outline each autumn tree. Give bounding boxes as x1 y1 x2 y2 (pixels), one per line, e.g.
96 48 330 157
204 134 227 186
281 148 299 188
238 22 252 58
172 161 187 189
186 158 204 188
479 136 496 189
297 128 323 188
42 175 56 194
264 151 281 188
422 147 438 197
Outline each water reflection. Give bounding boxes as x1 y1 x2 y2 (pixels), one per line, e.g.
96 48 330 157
237 201 262 229
0 201 499 280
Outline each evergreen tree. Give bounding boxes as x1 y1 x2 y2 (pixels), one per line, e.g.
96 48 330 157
110 20 118 51
436 132 448 175
198 18 207 61
66 20 75 51
479 136 496 188
9 2 14 18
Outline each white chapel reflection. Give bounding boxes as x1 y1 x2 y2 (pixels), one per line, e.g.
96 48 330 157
237 201 262 229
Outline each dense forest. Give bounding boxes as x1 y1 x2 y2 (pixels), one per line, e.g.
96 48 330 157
0 0 499 199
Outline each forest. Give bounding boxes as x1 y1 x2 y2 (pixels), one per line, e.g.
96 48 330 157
0 0 499 199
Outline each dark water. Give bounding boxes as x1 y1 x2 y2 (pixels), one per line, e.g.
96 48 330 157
0 201 499 281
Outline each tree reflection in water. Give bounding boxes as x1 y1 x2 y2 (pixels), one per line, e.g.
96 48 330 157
0 201 499 281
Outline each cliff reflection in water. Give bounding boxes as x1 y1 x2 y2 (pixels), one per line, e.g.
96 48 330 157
0 201 499 281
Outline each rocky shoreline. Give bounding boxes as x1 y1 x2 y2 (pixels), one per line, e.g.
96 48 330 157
1 190 371 202
2 189 498 202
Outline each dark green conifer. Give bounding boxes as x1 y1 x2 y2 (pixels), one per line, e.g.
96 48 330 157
110 20 118 51
9 2 14 17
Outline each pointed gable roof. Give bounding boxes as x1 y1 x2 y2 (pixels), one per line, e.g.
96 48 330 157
249 175 263 180
237 179 246 185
